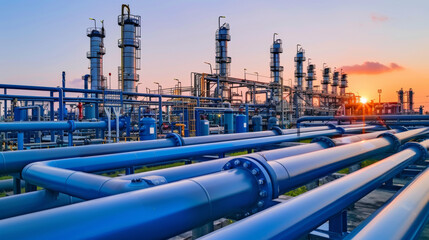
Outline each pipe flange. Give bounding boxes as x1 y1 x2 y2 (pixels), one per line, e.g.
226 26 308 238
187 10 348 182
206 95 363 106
393 126 408 132
222 157 273 219
335 126 346 135
166 133 184 146
272 126 283 135
67 120 76 132
399 142 429 161
311 136 336 148
326 123 336 129
378 132 401 152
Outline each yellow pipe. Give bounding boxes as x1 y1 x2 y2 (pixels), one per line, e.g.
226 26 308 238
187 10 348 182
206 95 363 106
175 123 186 137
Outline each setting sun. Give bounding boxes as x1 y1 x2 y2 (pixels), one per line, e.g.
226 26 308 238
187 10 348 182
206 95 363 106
360 97 368 104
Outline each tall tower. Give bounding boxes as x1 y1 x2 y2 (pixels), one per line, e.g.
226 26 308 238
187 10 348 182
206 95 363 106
321 66 331 94
339 73 348 96
408 88 414 112
118 4 141 94
306 63 316 91
270 34 283 84
87 19 106 94
270 33 283 102
294 45 306 90
398 88 404 113
331 70 339 95
215 16 231 77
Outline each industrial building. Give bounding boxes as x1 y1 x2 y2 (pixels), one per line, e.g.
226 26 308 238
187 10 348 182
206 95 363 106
0 4 428 240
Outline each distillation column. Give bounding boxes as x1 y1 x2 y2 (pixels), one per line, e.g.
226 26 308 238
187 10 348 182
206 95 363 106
215 17 231 99
87 20 106 94
408 88 414 113
340 73 348 96
293 45 306 118
398 88 404 113
305 63 316 112
118 4 141 95
331 70 339 95
321 67 331 111
270 34 283 102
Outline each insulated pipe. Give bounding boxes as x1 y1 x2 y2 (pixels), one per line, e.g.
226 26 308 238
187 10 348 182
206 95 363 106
201 140 429 240
0 169 260 240
0 130 395 219
2 130 426 239
345 163 429 239
297 115 429 123
0 126 333 175
0 121 107 132
22 128 348 199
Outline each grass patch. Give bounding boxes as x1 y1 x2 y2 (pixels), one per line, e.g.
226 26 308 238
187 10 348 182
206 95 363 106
361 159 378 168
337 168 350 174
227 150 249 156
299 139 312 143
135 162 186 173
284 186 308 197
0 175 12 180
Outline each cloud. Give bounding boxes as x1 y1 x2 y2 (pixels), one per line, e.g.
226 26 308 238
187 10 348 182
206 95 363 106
67 78 83 88
341 61 404 75
371 14 388 22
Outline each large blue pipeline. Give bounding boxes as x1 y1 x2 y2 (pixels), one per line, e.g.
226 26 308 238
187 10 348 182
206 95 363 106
202 139 429 240
0 125 339 175
1 128 426 239
0 129 396 219
345 162 429 239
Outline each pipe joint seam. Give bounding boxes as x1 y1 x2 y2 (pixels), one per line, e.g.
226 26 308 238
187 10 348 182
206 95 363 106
399 142 429 161
311 136 336 148
378 132 401 152
394 126 408 132
326 123 336 129
272 126 283 135
335 126 346 135
67 120 76 132
222 157 273 218
166 133 184 146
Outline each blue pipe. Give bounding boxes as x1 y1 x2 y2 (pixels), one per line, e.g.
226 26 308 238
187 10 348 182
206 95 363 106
201 139 429 240
21 128 349 200
345 161 429 239
0 126 330 175
0 130 395 219
298 115 429 123
2 130 427 239
0 121 107 132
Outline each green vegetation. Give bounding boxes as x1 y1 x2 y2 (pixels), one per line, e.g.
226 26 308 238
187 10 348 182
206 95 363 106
0 175 12 180
101 162 187 178
284 186 308 197
299 139 312 143
361 159 378 168
228 150 250 156
337 168 350 174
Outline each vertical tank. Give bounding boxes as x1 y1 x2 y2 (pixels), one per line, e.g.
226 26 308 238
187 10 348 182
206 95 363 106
339 73 348 96
224 108 234 134
408 88 414 112
251 114 262 132
84 104 96 119
268 116 279 130
321 67 331 94
13 108 28 121
235 113 247 133
118 4 141 94
139 111 157 140
331 71 339 95
87 19 106 94
198 118 210 136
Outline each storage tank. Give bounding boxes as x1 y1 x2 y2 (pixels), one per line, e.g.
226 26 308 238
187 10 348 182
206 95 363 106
224 108 234 134
198 119 210 136
235 113 247 133
84 104 96 120
139 113 157 140
268 116 279 130
251 114 263 132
